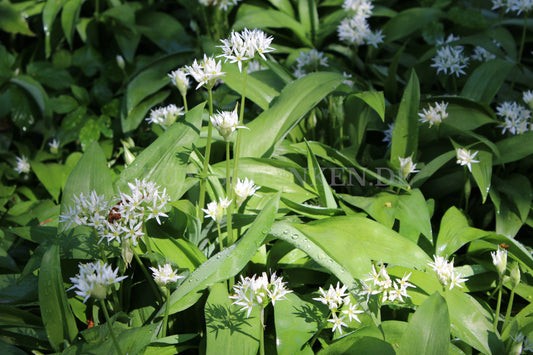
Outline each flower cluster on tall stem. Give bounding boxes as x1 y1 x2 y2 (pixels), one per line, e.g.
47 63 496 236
361 264 416 303
428 255 468 291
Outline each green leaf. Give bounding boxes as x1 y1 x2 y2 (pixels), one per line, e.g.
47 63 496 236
30 161 72 202
122 90 170 133
205 283 260 355
396 188 433 243
151 237 207 271
38 244 77 351
137 11 192 53
461 59 515 104
383 7 442 43
494 131 533 165
234 4 313 47
117 103 204 201
42 0 66 57
398 292 449 355
410 151 456 188
318 336 395 355
161 192 280 316
445 289 504 354
0 2 34 36
221 63 280 110
390 70 420 168
239 72 344 158
274 292 321 355
61 0 85 48
350 91 386 121
436 207 490 256
470 150 492 203
305 140 337 208
10 76 52 121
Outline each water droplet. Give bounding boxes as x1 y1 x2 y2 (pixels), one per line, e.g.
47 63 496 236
282 230 289 235
216 255 221 259
262 229 269 234
291 234 298 240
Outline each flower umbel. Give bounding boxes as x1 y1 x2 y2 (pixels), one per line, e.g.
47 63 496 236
68 261 127 303
168 69 189 97
234 177 260 207
14 155 30 174
418 101 448 127
150 263 184 286
428 255 468 290
398 156 419 180
456 148 480 172
210 104 248 141
491 247 507 279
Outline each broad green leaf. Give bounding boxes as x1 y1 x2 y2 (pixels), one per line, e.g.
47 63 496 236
239 72 343 158
121 90 170 133
274 292 321 355
234 4 313 47
10 76 52 121
436 207 490 256
136 11 192 53
398 292 449 355
61 0 84 48
339 192 398 228
390 70 420 168
383 7 443 43
151 237 207 271
30 161 72 202
461 59 515 104
298 0 319 41
494 131 533 165
161 192 280 316
318 336 395 355
38 244 77 351
117 103 204 201
470 150 492 203
350 91 386 121
446 289 504 354
267 0 294 16
305 140 337 208
396 188 433 243
281 197 343 219
60 142 114 229
221 63 280 110
43 0 66 57
0 274 38 304
0 2 34 36
205 283 260 355
410 151 455 188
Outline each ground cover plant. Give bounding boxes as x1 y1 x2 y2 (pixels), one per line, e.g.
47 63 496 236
1 0 533 354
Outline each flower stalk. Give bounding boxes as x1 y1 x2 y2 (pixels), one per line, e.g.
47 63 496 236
198 87 215 220
100 299 124 355
162 287 171 338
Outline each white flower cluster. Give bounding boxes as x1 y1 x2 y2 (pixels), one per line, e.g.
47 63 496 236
184 55 225 90
492 0 533 15
218 28 275 72
418 101 449 127
456 148 480 172
229 272 292 318
59 179 170 245
202 197 231 224
293 49 329 79
337 0 384 47
14 155 31 174
471 46 496 62
431 45 469 77
361 264 416 303
210 105 248 142
150 263 184 286
492 247 507 279
496 101 531 135
146 104 184 129
234 177 260 207
382 123 394 147
198 0 240 11
398 156 419 180
168 69 189 97
313 283 364 335
428 255 468 290
68 261 127 303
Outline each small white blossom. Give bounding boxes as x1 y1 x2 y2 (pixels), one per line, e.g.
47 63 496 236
328 313 348 335
496 101 531 135
491 247 508 279
150 263 184 285
218 29 275 72
398 156 419 179
14 155 30 174
234 177 260 207
202 197 232 224
431 45 469 77
168 69 189 97
146 104 184 129
68 261 127 303
49 139 60 154
523 90 533 107
418 101 448 127
382 123 394 147
471 46 496 62
428 255 468 290
185 55 225 90
293 49 329 78
210 105 248 141
456 148 480 172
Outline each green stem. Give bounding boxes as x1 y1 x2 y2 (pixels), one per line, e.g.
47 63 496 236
309 311 332 347
225 140 233 245
259 307 265 355
100 299 123 355
133 248 163 304
217 223 223 251
494 280 503 332
182 94 188 113
198 88 215 220
510 13 528 92
503 288 516 331
161 287 171 338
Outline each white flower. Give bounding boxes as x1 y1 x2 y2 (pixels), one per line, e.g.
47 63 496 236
523 90 533 108
328 313 348 335
14 155 30 174
456 148 480 172
234 177 260 207
342 72 354 87
49 139 60 154
428 255 468 290
202 197 231 224
337 14 372 46
146 104 184 129
341 302 364 323
168 69 189 97
365 30 385 48
471 46 496 62
185 55 225 90
382 123 394 147
293 49 329 78
210 105 248 141
496 101 531 135
218 29 275 72
68 261 127 303
491 248 507 278
431 45 469 77
59 191 111 232
150 263 183 285
398 156 419 179
418 101 448 127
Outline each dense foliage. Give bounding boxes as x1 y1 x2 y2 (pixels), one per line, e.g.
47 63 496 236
1 0 533 354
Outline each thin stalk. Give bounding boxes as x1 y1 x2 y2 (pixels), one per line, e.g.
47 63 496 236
494 280 503 332
161 287 171 338
503 288 516 331
259 307 265 355
132 248 163 304
100 299 123 355
309 311 332 347
198 88 215 220
216 223 223 252
510 13 528 92
225 141 233 243
182 94 188 113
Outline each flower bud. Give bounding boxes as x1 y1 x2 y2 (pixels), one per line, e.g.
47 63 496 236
510 263 521 290
491 248 507 279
